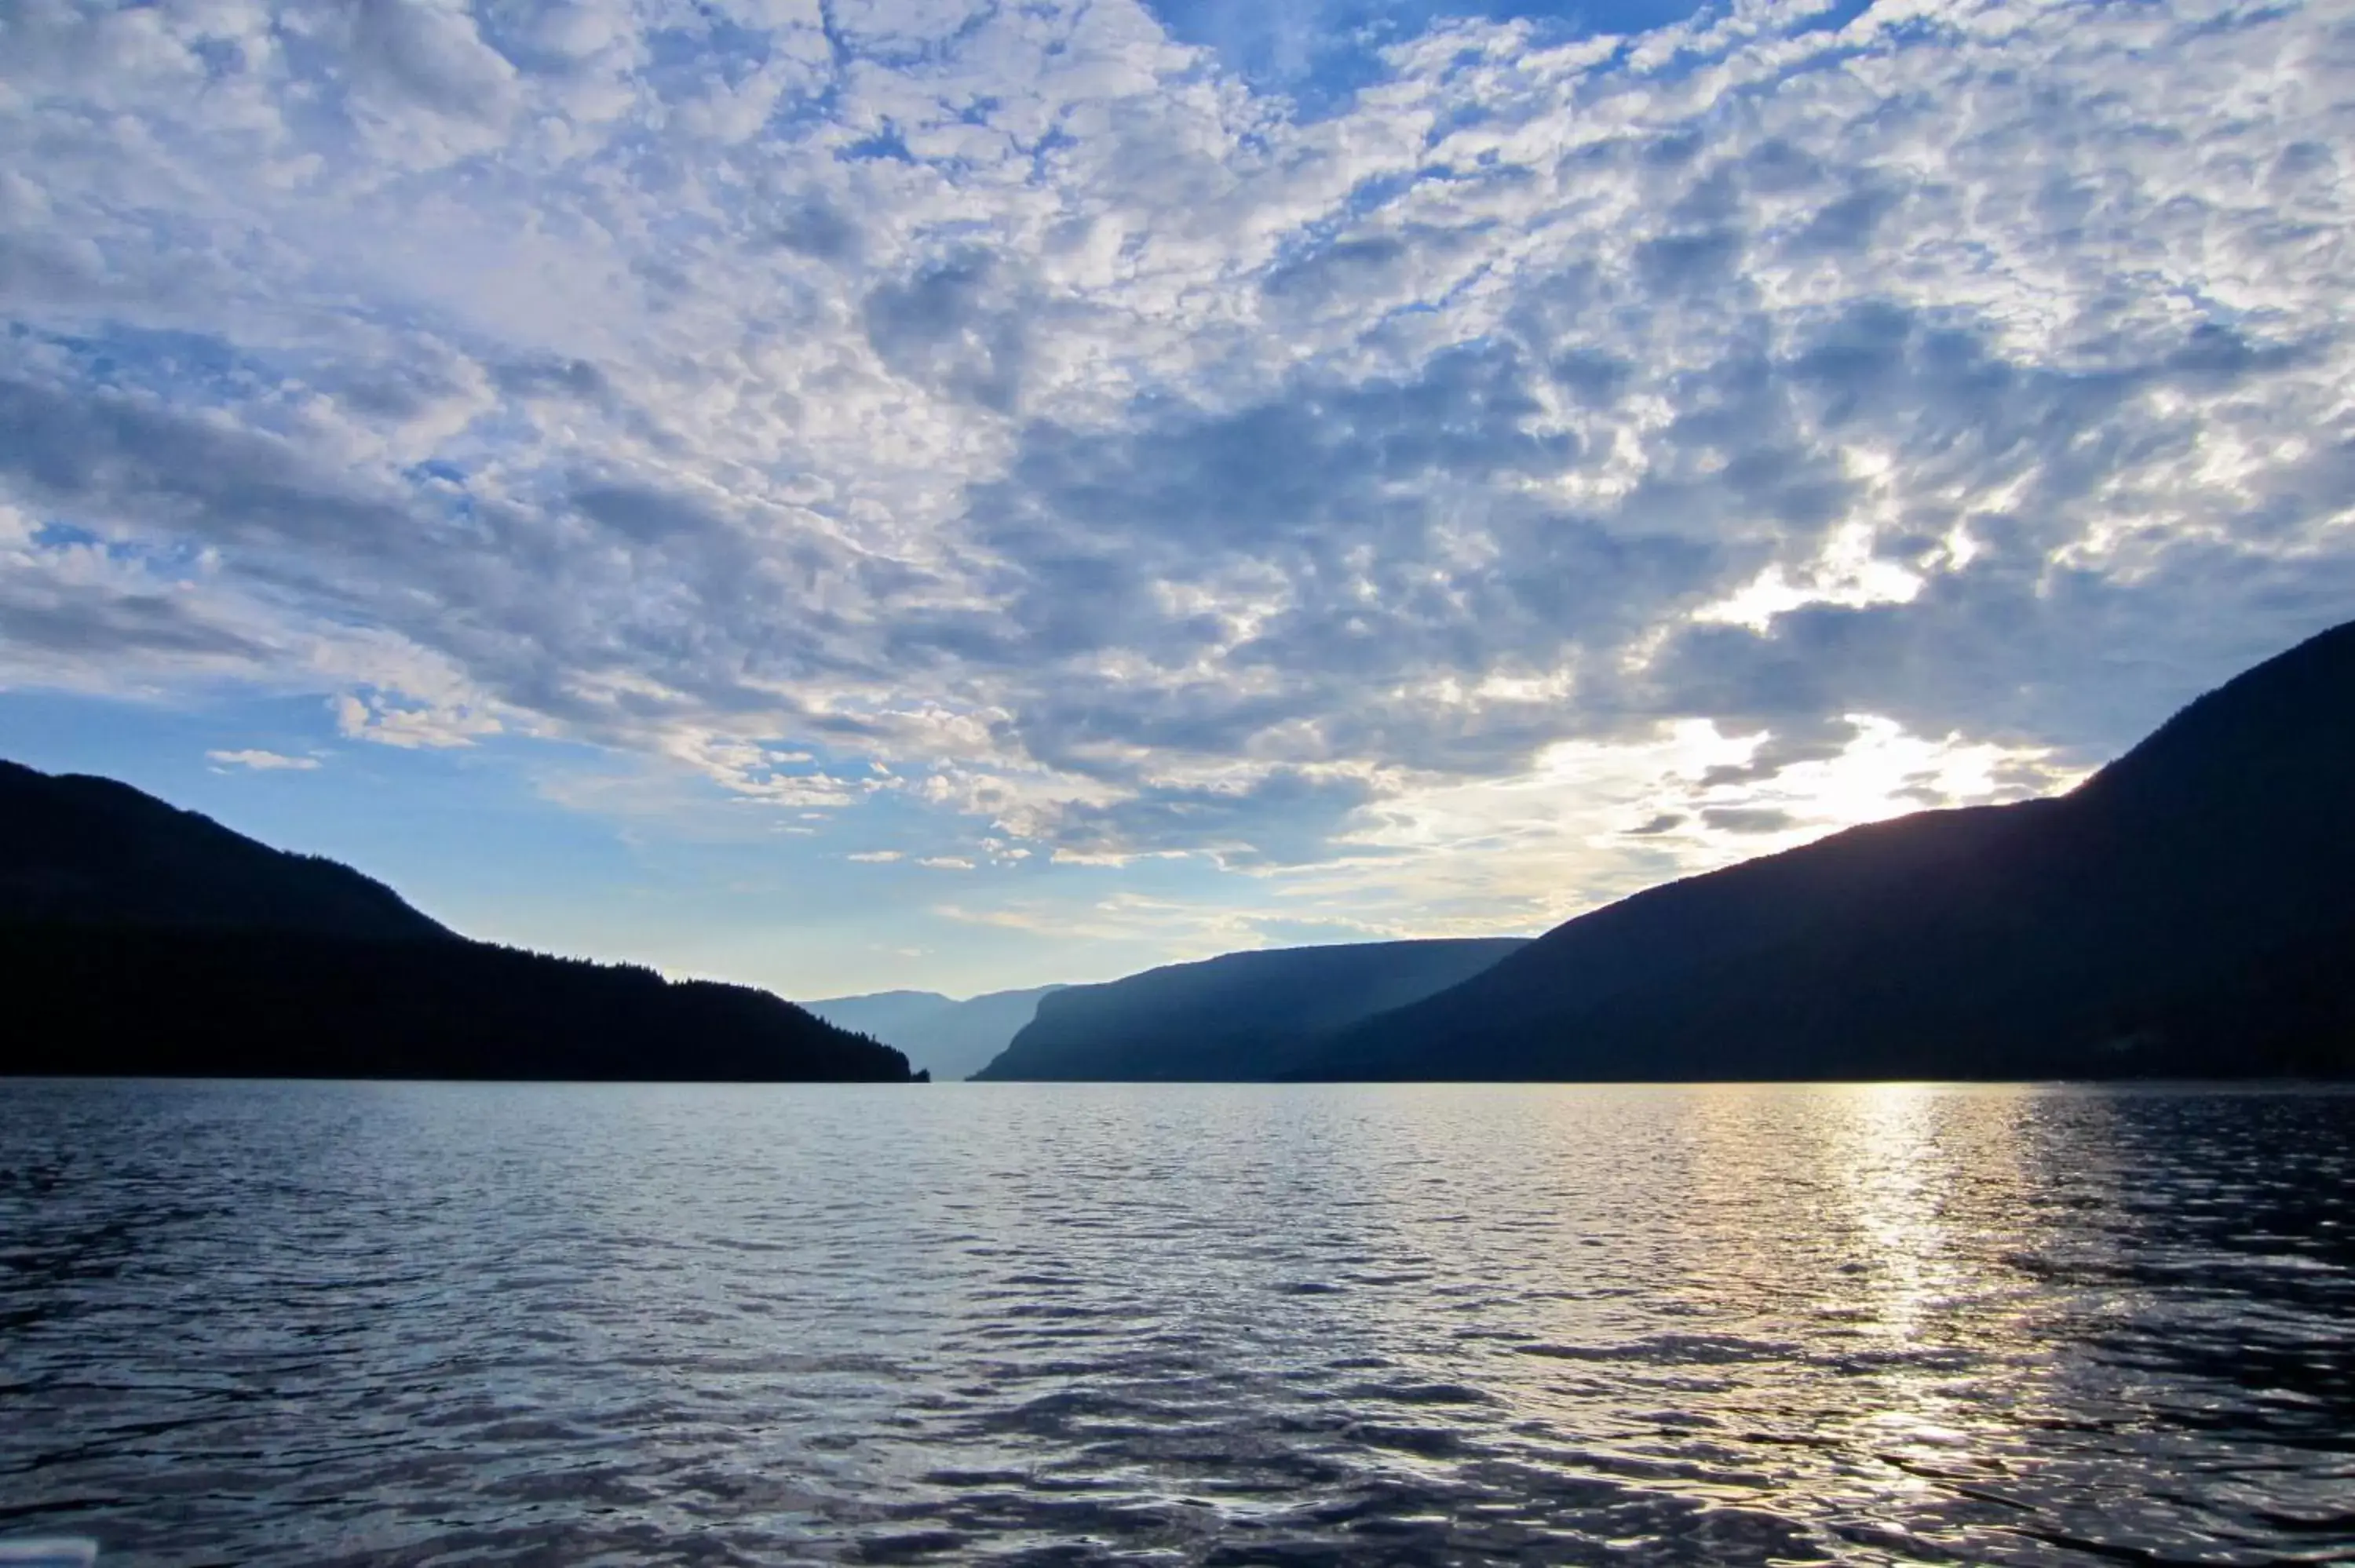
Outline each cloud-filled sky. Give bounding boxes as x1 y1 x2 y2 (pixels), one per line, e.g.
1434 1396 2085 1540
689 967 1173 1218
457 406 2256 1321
3 0 2350 998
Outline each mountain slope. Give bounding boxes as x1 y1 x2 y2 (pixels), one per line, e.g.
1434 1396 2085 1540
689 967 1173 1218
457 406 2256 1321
2 761 914 1083
971 938 1529 1081
804 990 958 1042
0 759 451 939
805 985 1067 1081
1298 620 2355 1081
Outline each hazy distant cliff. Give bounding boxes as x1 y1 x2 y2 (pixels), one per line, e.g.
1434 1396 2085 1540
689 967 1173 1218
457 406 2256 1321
1294 620 2355 1081
972 938 1530 1081
805 986 1064 1081
2 762 915 1084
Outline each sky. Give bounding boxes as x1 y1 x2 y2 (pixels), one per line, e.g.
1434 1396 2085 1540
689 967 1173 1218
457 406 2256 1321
2 0 2351 1001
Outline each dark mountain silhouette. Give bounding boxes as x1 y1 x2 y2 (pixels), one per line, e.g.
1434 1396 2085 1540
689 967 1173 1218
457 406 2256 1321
1 758 451 939
805 985 1066 1081
2 761 914 1083
970 938 1530 1081
1294 619 2355 1081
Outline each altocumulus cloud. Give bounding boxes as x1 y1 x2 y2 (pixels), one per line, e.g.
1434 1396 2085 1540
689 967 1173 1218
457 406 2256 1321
206 749 322 771
2 0 2353 932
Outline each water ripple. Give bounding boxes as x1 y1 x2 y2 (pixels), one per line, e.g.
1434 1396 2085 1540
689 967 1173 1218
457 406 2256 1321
2 1080 2352 1565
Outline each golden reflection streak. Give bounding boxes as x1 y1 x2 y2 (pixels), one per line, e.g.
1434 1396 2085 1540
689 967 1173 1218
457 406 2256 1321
1817 1083 2080 1533
1841 1083 1971 1457
1507 1083 2083 1547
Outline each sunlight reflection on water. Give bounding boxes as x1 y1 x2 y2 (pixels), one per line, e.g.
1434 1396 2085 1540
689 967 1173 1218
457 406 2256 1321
2 1079 2350 1565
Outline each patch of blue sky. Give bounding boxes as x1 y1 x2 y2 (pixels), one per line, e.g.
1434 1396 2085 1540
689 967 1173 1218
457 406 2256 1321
841 125 919 164
1018 124 1084 186
403 465 485 533
30 518 210 577
1341 166 1426 217
30 521 104 549
40 323 261 402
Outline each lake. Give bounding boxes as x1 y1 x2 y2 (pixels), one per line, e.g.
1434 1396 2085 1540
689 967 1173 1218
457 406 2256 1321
2 1080 2350 1565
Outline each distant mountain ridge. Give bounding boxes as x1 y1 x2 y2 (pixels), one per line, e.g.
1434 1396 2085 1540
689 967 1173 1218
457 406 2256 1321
805 990 959 1041
971 938 1531 1081
2 761 914 1083
805 985 1067 1081
1294 619 2355 1081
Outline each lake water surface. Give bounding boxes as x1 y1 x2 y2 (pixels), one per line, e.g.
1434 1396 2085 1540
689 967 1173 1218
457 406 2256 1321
2 1080 2350 1566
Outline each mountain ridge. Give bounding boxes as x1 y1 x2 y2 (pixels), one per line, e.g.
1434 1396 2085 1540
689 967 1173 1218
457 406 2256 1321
972 937 1531 1081
1292 618 2355 1081
2 760 914 1083
805 985 1068 1081
0 758 453 941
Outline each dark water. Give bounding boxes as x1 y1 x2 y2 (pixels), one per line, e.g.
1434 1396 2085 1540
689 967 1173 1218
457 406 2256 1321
3 1081 2352 1566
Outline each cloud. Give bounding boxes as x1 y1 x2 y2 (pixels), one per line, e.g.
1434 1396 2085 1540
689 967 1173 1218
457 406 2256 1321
0 589 272 662
207 749 322 771
315 0 524 166
864 250 1031 414
334 691 502 749
1700 806 1798 836
3 0 2351 925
